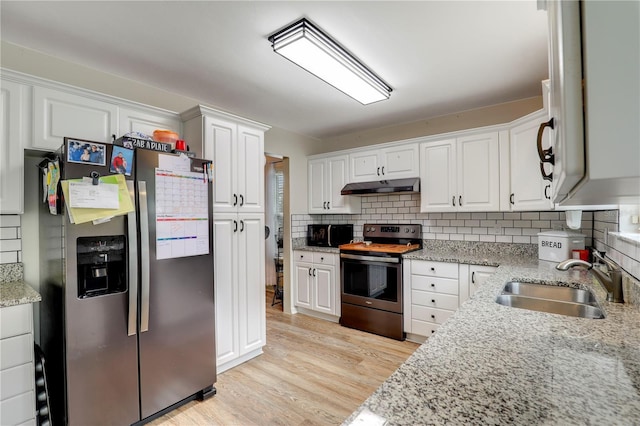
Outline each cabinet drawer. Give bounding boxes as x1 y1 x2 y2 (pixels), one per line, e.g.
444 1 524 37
1 363 34 400
0 334 33 370
412 305 454 325
411 260 458 279
0 391 35 426
1 304 33 339
411 319 440 337
412 275 458 295
294 251 313 263
411 290 459 311
313 252 336 265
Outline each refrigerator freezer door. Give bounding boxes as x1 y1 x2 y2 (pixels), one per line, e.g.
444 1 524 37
135 149 216 419
64 216 140 425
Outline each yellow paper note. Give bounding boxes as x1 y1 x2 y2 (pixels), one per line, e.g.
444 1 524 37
61 174 134 225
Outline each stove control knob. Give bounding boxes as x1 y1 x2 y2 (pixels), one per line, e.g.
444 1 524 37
411 229 416 233
405 227 410 233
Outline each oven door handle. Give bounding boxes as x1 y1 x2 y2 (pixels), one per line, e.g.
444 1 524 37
340 253 400 264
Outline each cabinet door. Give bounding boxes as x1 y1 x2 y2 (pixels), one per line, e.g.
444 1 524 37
457 132 500 211
546 0 584 202
0 81 26 214
32 86 117 151
313 264 336 315
118 107 181 139
349 150 380 182
509 114 553 210
237 126 264 213
212 215 239 367
237 214 265 354
294 261 313 309
308 158 327 213
420 139 456 212
327 155 360 213
204 116 236 212
468 265 497 298
293 251 313 309
381 144 419 179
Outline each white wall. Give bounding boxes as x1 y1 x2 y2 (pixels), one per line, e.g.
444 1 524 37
263 127 317 214
316 97 543 154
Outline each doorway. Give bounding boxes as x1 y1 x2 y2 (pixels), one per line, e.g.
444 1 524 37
265 155 286 310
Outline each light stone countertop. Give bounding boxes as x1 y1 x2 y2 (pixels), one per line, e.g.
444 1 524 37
0 281 41 307
344 262 640 425
0 263 41 307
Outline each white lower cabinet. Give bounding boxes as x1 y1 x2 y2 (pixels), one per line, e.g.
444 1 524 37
0 304 35 426
459 264 498 304
404 260 459 340
213 213 266 373
293 251 339 319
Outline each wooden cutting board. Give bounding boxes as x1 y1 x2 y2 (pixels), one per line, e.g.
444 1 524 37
339 242 420 254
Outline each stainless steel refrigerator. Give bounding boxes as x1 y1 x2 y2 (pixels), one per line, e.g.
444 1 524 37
38 139 216 425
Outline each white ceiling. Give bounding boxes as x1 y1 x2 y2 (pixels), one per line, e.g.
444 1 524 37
0 1 549 139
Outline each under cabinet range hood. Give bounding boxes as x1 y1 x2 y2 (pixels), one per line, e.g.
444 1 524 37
340 178 420 195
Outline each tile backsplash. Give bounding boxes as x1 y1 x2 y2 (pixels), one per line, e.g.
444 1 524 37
593 210 640 280
293 196 640 280
0 215 22 264
293 194 594 245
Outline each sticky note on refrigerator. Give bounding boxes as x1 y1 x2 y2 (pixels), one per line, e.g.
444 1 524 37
61 174 134 225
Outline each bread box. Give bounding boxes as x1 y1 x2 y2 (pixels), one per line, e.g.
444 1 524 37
537 230 586 262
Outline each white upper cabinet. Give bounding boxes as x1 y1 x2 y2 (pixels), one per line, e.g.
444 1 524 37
32 86 117 151
0 80 28 214
308 154 361 214
203 118 264 213
420 139 457 212
421 132 500 212
543 0 640 205
350 144 419 182
501 110 554 211
118 107 181 139
457 133 500 211
183 106 269 214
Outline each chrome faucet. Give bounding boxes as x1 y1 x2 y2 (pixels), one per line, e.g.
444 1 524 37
556 249 624 303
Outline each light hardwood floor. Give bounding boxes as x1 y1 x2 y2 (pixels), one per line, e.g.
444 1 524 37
150 291 419 425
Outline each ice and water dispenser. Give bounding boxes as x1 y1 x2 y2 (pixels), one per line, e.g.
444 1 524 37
76 236 126 298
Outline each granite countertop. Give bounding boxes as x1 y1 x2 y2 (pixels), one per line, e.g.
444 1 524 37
0 281 42 307
292 245 340 254
344 263 640 424
404 240 539 267
291 236 343 254
0 263 41 307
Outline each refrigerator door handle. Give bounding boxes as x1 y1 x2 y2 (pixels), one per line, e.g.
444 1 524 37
126 181 138 336
139 181 151 333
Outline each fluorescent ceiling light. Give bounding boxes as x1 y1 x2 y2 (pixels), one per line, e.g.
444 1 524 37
268 18 392 105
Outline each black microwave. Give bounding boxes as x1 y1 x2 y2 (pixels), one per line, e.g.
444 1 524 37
307 224 353 247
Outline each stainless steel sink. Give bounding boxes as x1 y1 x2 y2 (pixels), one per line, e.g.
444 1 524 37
496 281 605 319
502 281 598 304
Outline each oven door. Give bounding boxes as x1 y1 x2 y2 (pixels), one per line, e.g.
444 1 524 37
340 253 402 313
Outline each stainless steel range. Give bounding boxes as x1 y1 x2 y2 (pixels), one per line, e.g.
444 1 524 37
339 224 422 340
